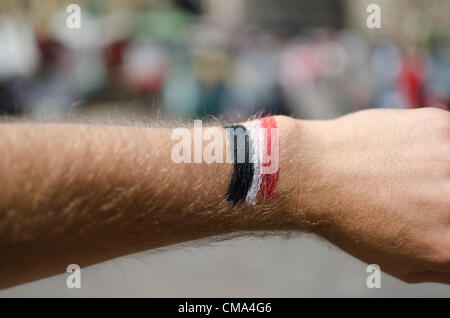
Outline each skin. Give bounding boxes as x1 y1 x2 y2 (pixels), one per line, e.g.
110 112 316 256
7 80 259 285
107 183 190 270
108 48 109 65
0 107 449 289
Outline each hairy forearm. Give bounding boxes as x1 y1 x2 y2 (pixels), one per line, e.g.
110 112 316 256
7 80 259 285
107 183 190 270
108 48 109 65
1 107 449 288
0 116 315 288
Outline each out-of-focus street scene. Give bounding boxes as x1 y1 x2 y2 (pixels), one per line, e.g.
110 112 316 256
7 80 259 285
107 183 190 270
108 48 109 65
0 0 449 297
1 0 449 121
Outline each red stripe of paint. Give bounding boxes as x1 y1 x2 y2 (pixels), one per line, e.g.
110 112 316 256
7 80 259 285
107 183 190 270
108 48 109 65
258 116 279 200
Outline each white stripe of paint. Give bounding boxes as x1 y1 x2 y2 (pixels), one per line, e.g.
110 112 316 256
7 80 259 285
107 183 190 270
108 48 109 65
245 120 263 205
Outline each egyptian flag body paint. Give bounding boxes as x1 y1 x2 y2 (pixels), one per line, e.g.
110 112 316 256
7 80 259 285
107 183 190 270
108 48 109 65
224 116 279 205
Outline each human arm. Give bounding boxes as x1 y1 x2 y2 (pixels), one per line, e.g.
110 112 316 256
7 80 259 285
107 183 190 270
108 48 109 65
0 108 449 288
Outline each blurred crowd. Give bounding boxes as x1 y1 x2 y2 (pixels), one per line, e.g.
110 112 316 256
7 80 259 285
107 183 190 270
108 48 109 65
0 2 449 121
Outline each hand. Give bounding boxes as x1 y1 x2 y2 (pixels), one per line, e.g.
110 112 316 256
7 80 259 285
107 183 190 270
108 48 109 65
296 108 450 283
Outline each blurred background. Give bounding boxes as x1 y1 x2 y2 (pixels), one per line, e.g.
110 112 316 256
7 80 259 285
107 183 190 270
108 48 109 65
0 0 449 121
0 0 449 297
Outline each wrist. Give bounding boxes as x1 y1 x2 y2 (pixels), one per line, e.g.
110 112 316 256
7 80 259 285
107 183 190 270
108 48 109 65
275 116 332 233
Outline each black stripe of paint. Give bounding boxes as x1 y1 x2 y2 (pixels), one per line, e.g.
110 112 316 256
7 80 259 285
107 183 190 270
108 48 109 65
224 125 254 206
